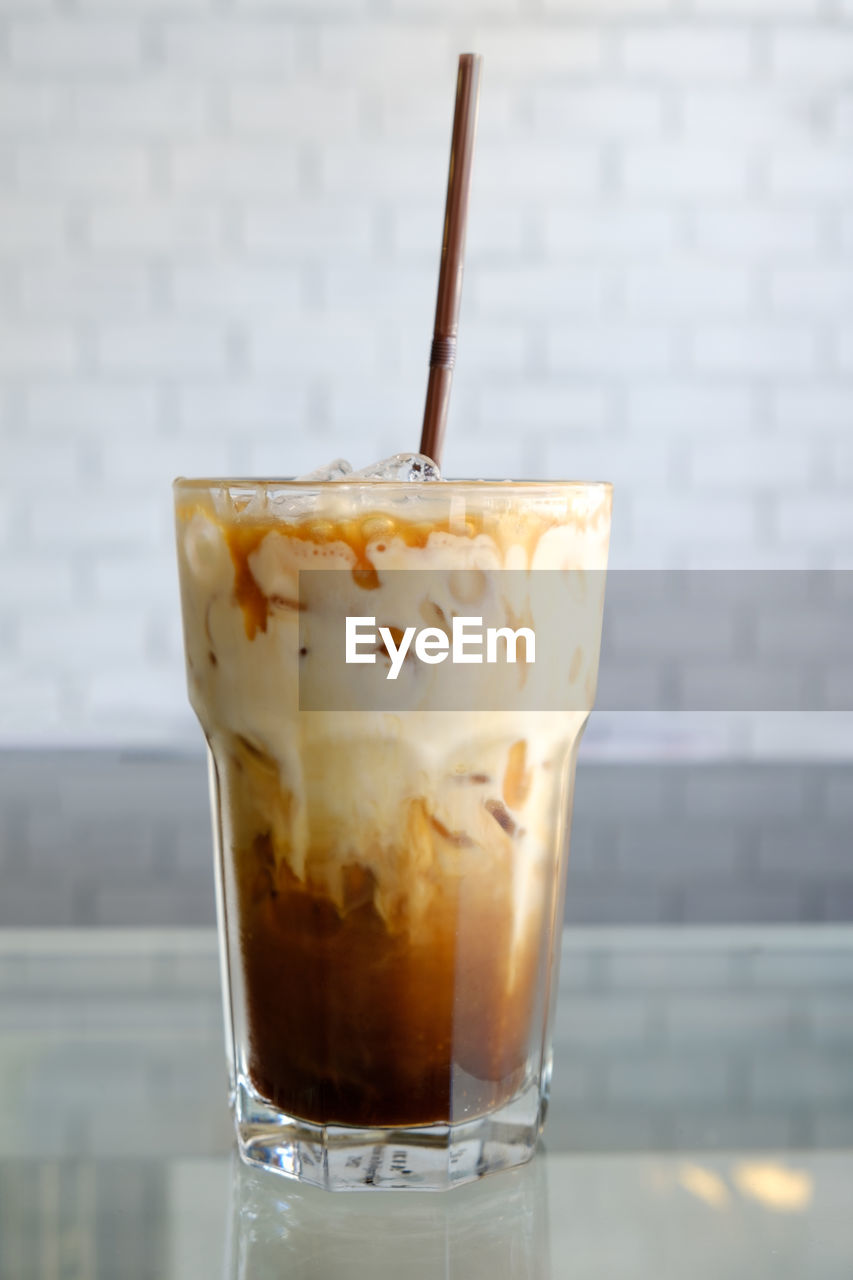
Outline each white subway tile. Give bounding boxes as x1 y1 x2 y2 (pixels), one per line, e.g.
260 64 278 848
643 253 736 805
695 0 818 12
776 496 853 543
631 493 757 544
19 610 149 664
623 145 749 197
689 435 815 487
468 26 603 77
170 264 301 317
0 558 76 606
835 328 853 373
95 322 229 374
320 139 448 198
26 383 160 432
0 326 78 375
169 143 300 197
388 0 519 13
226 82 362 138
88 205 223 253
475 264 604 316
478 383 610 430
627 383 755 431
2 439 82 487
16 144 150 197
246 317 381 375
625 259 752 316
29 494 162 551
0 84 61 133
692 325 815 375
323 263 435 316
770 148 853 196
771 267 853 314
544 0 672 11
620 28 752 79
532 86 665 137
475 142 601 197
176 381 308 430
693 207 819 256
544 207 677 255
70 83 209 137
241 204 373 257
773 385 853 430
8 20 142 71
0 207 66 254
162 20 297 73
772 30 853 78
318 24 451 81
681 87 812 143
547 324 673 374
19 262 152 320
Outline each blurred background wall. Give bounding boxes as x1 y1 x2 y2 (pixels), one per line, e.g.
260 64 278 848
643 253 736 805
1 0 853 746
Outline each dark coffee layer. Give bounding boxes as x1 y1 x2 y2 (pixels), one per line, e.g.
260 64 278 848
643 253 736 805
235 847 541 1127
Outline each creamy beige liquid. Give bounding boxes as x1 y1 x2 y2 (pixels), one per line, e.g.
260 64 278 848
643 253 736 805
175 481 611 1126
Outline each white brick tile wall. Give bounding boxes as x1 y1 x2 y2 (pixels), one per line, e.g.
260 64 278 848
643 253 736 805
0 85 61 133
691 325 816 375
1 1 852 744
69 84 210 138
19 262 152 320
531 86 666 137
624 259 752 316
771 267 853 314
161 20 298 74
87 205 223 253
25 383 160 432
0 325 78 375
225 82 363 139
692 208 820 257
170 263 301 317
626 383 755 432
547 323 673 374
95 322 229 375
619 28 753 79
771 29 853 78
679 88 812 144
7 20 142 72
770 149 853 196
168 143 300 197
544 207 677 255
0 208 67 253
475 264 605 316
622 145 750 198
15 144 151 197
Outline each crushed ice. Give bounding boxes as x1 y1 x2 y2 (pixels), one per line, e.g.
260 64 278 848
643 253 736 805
296 453 440 483
295 458 353 481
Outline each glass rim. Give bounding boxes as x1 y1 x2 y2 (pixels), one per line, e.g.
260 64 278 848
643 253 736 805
173 476 613 494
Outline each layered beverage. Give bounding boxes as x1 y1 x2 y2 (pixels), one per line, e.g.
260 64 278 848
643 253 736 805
174 470 611 1188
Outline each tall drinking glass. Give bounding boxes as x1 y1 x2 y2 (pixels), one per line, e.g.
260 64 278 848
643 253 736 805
174 478 611 1190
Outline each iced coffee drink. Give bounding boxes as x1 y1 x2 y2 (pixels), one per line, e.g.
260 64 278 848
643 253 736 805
174 467 611 1189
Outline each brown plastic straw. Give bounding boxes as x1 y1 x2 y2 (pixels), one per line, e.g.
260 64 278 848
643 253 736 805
419 53 482 469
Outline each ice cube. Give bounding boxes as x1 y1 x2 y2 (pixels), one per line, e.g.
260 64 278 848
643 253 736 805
348 452 441 482
296 458 353 481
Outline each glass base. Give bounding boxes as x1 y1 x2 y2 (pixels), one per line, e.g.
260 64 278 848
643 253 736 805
234 1076 544 1191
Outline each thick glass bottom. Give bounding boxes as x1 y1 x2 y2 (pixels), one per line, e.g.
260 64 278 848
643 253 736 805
234 1075 545 1191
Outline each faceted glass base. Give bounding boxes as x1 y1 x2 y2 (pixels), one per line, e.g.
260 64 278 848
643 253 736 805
234 1076 545 1191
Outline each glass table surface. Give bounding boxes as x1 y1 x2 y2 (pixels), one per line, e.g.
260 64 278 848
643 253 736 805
0 925 851 1279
